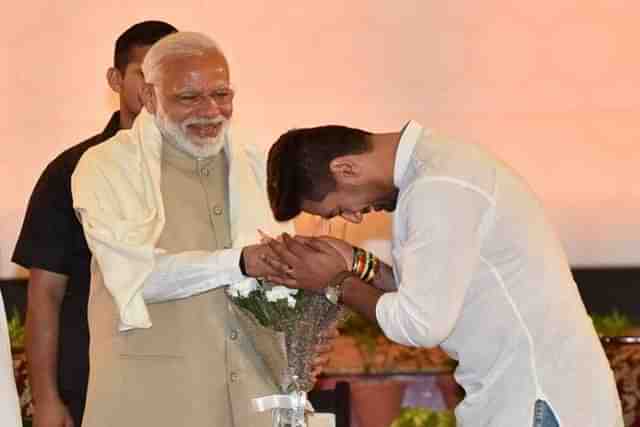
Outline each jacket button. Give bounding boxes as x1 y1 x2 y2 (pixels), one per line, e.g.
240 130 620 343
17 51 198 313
230 330 238 340
230 372 239 382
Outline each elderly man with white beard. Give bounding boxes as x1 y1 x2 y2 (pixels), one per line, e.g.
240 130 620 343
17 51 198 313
71 32 330 427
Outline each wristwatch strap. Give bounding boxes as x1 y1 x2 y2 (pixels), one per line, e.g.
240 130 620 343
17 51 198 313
325 270 355 304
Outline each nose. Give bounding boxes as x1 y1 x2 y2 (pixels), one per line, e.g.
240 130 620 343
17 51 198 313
197 96 222 117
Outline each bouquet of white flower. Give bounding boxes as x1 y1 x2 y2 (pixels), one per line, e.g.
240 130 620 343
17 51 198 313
227 278 344 426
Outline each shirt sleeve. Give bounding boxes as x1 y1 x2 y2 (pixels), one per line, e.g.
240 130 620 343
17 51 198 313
12 160 75 275
375 178 493 348
141 248 244 303
72 152 246 330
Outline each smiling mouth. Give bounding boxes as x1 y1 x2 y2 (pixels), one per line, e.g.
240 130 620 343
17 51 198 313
187 122 222 137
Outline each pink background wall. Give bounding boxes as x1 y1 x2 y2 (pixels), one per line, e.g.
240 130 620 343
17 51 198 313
2 1 639 276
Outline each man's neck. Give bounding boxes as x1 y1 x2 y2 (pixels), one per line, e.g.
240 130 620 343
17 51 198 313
161 134 225 160
369 131 402 189
119 108 135 129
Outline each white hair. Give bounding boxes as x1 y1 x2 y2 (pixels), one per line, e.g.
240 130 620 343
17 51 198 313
142 31 226 84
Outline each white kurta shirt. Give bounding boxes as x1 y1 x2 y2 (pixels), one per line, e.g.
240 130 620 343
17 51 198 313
375 121 622 426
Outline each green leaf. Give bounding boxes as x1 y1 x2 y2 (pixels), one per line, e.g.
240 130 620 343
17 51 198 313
591 309 634 337
391 407 456 427
7 307 25 349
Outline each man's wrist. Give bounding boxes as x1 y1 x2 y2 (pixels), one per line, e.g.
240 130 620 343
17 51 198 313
239 248 248 276
325 270 356 304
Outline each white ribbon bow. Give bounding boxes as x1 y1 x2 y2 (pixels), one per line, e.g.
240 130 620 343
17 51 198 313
251 392 307 412
252 391 310 427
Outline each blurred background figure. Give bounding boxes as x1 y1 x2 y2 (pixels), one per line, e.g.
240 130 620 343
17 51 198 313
1 292 22 427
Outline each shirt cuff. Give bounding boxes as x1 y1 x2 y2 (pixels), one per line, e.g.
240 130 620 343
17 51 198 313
222 247 246 283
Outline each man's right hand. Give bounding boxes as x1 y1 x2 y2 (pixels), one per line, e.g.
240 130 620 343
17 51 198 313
295 235 354 267
33 397 74 427
242 243 293 279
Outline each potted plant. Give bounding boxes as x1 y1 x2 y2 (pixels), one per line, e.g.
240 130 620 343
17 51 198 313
336 311 383 373
332 311 455 374
7 307 25 352
7 308 32 426
323 311 460 427
592 310 640 427
592 309 636 338
332 312 406 427
390 407 456 427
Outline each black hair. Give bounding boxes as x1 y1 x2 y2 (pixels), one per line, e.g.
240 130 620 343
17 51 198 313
114 20 177 72
267 126 371 221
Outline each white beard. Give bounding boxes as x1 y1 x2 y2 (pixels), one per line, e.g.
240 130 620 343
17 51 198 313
154 102 229 159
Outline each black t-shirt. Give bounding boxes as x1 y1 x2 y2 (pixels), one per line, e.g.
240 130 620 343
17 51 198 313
12 112 120 398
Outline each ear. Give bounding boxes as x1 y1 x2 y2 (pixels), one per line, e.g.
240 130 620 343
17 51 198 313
106 67 123 94
329 156 361 183
140 83 158 114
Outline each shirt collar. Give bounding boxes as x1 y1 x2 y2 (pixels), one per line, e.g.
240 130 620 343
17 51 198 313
393 120 424 188
102 111 121 138
161 138 222 174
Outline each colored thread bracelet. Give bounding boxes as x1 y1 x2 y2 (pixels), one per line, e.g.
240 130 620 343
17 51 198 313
351 246 379 283
352 248 366 278
364 255 379 283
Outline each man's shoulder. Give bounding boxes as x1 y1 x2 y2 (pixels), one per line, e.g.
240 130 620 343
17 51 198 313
408 133 500 196
78 128 140 171
50 133 108 169
45 116 120 176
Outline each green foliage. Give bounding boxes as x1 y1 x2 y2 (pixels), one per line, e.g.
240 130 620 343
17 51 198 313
230 287 306 331
337 310 458 374
338 310 382 355
7 307 25 349
337 310 384 372
391 407 456 427
591 309 634 337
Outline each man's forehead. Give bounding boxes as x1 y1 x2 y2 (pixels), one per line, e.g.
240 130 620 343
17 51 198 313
160 53 229 84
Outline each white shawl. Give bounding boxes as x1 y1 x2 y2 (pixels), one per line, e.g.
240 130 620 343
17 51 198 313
72 109 291 330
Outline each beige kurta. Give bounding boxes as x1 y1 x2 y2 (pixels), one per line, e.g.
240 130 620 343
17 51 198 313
82 142 276 426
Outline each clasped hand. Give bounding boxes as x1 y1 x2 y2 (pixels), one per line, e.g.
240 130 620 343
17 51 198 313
261 233 353 293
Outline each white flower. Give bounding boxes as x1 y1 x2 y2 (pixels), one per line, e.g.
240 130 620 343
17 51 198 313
265 285 298 303
228 279 259 298
287 296 297 308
